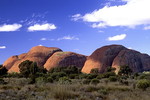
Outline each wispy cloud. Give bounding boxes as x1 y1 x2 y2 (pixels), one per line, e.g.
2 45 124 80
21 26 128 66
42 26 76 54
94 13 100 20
107 34 126 41
71 14 82 21
28 23 57 31
40 38 55 41
57 36 79 41
0 24 22 32
74 0 150 28
144 26 150 30
0 46 6 49
40 38 47 41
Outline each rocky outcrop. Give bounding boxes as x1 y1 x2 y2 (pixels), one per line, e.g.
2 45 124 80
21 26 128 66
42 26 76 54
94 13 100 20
4 46 86 73
3 44 150 74
8 46 62 73
82 45 150 74
44 52 87 71
82 45 126 73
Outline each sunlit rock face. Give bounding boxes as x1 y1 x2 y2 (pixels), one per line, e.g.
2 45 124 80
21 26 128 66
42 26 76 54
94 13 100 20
82 45 150 74
7 46 62 73
44 52 87 71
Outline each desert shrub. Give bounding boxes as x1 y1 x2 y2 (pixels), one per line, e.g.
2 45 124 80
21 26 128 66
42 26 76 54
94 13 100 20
79 73 88 79
87 74 98 79
46 76 53 83
91 78 100 85
119 79 129 86
106 66 116 72
119 75 128 80
0 65 7 76
85 85 99 92
103 72 116 78
109 76 118 82
96 74 105 79
59 76 71 84
35 77 46 84
136 79 150 91
51 72 67 81
138 74 150 80
98 88 108 95
82 79 91 84
69 74 78 79
0 78 5 84
6 72 21 78
90 68 99 74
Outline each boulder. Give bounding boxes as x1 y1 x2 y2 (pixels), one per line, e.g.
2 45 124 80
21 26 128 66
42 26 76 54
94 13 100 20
44 52 87 71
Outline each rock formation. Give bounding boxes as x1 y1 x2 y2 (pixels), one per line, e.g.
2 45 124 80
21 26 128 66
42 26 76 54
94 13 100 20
3 44 150 74
4 46 86 73
82 45 150 74
8 46 62 73
44 52 87 71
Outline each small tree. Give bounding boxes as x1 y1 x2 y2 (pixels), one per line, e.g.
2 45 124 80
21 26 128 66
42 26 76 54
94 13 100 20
90 68 99 74
19 60 47 78
118 65 132 76
136 79 150 91
0 65 8 76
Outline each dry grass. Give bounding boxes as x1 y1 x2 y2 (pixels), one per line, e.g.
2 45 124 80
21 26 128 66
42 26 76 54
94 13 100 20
0 78 150 100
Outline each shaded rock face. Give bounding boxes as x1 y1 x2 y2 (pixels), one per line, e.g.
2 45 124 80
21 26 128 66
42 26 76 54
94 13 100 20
82 45 150 74
8 46 62 73
112 50 150 73
44 52 87 71
82 45 126 73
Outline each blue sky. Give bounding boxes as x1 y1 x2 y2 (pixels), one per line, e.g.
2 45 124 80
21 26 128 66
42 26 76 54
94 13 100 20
0 0 150 64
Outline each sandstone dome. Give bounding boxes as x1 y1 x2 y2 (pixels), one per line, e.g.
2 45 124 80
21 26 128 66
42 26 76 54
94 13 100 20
44 51 87 71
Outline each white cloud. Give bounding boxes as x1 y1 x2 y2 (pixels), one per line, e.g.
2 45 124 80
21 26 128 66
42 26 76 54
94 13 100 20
0 24 22 32
57 36 79 41
0 46 6 49
107 34 126 41
144 26 150 30
98 30 104 33
128 47 132 49
28 23 57 31
71 14 82 21
38 44 43 46
40 38 47 41
76 0 150 28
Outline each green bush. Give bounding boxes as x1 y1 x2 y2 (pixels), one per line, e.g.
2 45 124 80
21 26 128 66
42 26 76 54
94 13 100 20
19 60 47 78
35 77 46 84
103 72 116 78
86 74 98 79
58 77 71 84
96 74 105 79
109 76 118 82
79 73 88 79
136 79 150 91
47 77 53 83
82 79 91 84
69 74 79 79
90 68 99 74
90 78 100 85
